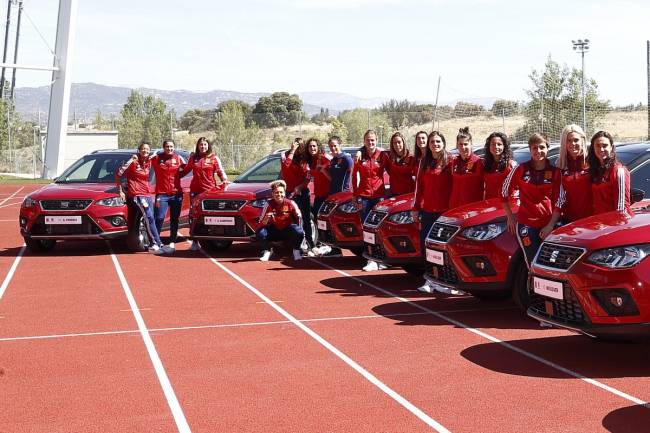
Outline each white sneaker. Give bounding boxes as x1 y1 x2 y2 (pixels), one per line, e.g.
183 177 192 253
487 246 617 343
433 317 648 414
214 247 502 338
162 242 175 254
363 260 379 272
149 244 164 255
318 245 332 255
417 282 434 293
377 263 388 270
260 250 272 262
292 249 303 261
189 240 201 251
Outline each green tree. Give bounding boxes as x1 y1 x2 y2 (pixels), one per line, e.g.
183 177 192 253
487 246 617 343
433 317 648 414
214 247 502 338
490 99 521 117
214 100 265 170
252 92 304 128
515 57 610 141
93 110 112 130
453 101 485 118
378 99 434 128
337 108 391 146
179 108 217 133
118 90 173 148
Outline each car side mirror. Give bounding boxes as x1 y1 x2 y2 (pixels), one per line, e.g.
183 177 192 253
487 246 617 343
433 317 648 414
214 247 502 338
631 188 645 204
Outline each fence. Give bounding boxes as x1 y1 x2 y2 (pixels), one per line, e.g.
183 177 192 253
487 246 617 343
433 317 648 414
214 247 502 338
1 107 649 178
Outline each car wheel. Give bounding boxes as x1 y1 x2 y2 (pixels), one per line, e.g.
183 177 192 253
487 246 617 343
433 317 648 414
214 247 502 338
126 214 149 252
24 238 56 253
401 264 424 277
207 240 233 251
511 262 530 313
349 246 365 257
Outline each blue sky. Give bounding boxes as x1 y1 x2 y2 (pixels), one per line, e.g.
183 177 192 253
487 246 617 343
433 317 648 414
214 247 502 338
9 0 650 105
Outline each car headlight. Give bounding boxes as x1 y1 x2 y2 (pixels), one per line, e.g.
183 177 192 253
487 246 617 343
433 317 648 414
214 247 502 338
96 196 125 207
388 211 413 224
586 244 650 268
461 222 506 241
338 200 360 214
250 199 267 208
22 196 38 207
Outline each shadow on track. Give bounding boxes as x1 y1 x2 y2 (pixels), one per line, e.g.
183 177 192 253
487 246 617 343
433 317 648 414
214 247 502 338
602 405 650 433
461 335 650 379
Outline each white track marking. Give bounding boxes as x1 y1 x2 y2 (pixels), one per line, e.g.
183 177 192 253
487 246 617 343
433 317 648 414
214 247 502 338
0 200 22 209
0 308 516 343
110 252 191 433
0 187 24 206
203 252 451 433
0 245 25 300
314 259 650 409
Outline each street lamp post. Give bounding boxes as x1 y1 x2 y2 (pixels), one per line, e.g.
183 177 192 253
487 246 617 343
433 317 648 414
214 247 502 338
572 38 590 133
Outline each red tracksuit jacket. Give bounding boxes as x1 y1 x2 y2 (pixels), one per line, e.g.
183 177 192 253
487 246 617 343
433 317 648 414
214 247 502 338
387 153 416 196
259 198 302 230
483 159 516 200
591 162 630 214
413 157 453 213
352 149 389 199
117 157 152 197
184 153 227 194
310 155 332 199
555 158 592 222
151 153 186 195
449 154 484 208
281 154 309 194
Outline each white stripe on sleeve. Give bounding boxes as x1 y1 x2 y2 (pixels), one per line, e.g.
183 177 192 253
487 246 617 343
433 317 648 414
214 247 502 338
502 163 519 199
617 166 625 211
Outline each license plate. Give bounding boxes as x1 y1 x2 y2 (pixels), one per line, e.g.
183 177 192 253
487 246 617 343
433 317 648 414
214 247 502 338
533 276 564 300
44 216 81 225
317 219 327 230
204 216 235 226
426 248 444 265
363 231 375 244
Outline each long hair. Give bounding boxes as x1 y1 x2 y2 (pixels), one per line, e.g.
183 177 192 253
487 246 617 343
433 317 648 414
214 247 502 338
421 131 449 170
389 131 409 161
303 137 326 167
285 138 305 164
483 132 512 172
413 130 428 161
193 136 213 161
588 130 617 179
557 124 587 170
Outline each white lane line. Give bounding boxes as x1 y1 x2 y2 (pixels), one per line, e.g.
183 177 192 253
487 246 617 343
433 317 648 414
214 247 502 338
0 201 22 209
314 259 650 409
110 252 191 433
0 245 26 300
204 252 451 433
0 187 24 206
0 219 18 222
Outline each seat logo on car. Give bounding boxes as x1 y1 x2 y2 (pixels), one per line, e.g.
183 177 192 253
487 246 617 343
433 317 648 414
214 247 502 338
550 250 559 263
218 202 226 210
60 201 69 209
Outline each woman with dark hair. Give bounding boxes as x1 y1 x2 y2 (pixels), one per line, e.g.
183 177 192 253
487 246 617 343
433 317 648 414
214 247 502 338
539 124 591 239
588 130 630 214
483 132 516 199
502 133 561 268
281 137 313 254
352 129 389 271
413 130 429 164
304 137 331 256
449 127 483 208
116 141 164 254
386 131 416 196
181 136 228 250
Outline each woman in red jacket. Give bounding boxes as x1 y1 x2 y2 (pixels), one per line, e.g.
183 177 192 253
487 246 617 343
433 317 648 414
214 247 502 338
182 136 228 250
305 137 331 256
152 139 186 254
352 129 389 271
281 137 313 253
539 124 591 238
449 127 483 208
116 141 164 254
502 133 561 268
482 132 516 200
588 130 630 214
386 132 416 196
413 130 428 164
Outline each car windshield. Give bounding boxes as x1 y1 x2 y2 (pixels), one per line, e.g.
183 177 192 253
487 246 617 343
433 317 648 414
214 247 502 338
55 154 132 184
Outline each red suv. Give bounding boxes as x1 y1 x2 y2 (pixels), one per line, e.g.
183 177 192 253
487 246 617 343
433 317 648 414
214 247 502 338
19 149 192 252
316 191 366 256
423 142 650 310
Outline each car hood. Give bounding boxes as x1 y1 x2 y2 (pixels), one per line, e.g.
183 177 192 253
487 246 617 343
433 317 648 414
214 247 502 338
199 182 272 200
437 198 518 227
325 191 354 204
545 209 650 250
373 193 415 213
29 183 120 200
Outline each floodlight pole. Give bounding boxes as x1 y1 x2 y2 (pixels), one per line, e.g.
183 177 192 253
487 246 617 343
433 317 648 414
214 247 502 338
572 38 590 133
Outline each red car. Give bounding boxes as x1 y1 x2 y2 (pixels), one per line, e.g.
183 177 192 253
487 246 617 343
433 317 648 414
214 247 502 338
316 191 366 256
361 193 422 274
423 142 649 309
19 149 192 252
528 208 650 340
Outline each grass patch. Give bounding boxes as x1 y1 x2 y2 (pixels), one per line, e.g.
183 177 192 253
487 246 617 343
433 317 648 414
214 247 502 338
0 175 50 185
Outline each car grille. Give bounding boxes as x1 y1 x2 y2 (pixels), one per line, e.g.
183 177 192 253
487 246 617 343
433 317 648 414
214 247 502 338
318 201 337 216
318 228 336 244
202 199 247 212
426 222 460 243
193 216 253 237
363 210 388 228
424 253 459 285
366 243 386 261
31 215 102 235
529 281 587 325
40 199 92 211
534 242 585 271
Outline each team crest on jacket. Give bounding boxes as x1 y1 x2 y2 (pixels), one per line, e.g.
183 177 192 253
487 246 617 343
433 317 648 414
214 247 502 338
544 171 552 180
523 171 531 182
